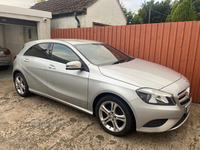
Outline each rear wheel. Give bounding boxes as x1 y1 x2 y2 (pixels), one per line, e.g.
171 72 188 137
95 95 135 136
14 73 30 97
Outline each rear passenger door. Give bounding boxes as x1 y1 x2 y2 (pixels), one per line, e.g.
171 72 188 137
22 43 51 94
45 43 89 109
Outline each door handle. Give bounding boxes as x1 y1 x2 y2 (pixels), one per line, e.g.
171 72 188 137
24 58 29 62
48 64 56 70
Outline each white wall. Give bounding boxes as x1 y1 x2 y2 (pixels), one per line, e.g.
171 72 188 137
37 18 51 39
51 0 126 29
0 4 52 39
86 0 126 27
51 15 86 29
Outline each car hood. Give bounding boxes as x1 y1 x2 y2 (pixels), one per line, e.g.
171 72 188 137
99 58 182 89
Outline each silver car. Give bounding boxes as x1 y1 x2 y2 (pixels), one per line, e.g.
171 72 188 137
13 39 192 136
0 46 12 69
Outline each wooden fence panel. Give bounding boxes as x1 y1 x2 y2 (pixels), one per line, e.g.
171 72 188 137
129 25 135 56
120 26 126 53
149 23 157 62
124 25 130 55
160 23 170 66
51 21 200 103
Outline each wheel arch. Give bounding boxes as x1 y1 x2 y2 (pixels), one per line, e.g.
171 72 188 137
13 70 22 81
92 92 136 129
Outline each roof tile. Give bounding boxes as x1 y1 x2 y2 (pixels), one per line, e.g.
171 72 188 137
30 0 97 14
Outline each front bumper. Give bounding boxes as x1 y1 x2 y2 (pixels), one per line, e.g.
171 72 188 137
130 96 192 133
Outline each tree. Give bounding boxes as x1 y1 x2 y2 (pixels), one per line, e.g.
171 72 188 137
192 0 200 20
166 0 197 22
138 0 172 23
121 4 134 24
131 14 143 24
165 0 180 22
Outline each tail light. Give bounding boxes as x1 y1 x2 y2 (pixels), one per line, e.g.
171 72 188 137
4 49 11 55
13 56 17 61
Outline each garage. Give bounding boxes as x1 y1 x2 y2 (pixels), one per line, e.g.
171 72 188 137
0 4 52 62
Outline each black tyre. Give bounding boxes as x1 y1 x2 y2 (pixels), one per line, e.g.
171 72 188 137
14 73 30 97
95 95 135 136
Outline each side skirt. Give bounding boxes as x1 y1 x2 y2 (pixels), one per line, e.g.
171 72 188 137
29 89 93 115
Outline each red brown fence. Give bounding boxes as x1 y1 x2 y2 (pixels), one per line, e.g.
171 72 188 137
51 21 200 103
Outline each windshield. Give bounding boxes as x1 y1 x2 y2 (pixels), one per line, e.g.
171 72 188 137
75 44 133 66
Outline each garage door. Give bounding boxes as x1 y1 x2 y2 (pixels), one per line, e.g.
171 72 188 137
0 17 38 62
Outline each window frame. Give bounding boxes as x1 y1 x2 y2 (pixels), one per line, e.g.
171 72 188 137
49 43 89 72
49 43 80 64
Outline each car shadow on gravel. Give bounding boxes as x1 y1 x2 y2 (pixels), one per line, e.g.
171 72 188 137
0 65 12 80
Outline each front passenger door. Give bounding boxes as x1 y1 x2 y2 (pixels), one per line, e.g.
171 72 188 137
45 43 89 108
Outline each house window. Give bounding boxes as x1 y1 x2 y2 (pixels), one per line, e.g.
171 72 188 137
28 29 31 39
93 22 110 27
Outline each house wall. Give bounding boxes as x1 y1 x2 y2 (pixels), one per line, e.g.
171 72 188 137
51 0 126 29
86 0 126 27
0 4 52 39
51 15 86 29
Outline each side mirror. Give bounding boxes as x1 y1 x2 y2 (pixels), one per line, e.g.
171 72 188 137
66 61 83 70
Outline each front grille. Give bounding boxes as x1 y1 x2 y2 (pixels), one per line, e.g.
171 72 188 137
178 87 190 105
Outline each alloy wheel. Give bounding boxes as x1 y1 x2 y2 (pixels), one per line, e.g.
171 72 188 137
15 76 26 95
99 101 126 132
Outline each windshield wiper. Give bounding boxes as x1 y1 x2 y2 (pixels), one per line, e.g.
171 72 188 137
113 61 121 64
112 59 130 65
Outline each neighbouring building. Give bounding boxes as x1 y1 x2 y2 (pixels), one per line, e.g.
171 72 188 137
31 0 127 29
0 4 52 61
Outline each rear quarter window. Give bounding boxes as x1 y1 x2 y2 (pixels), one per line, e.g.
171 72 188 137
24 43 50 59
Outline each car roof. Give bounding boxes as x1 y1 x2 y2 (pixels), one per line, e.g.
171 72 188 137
25 39 102 46
59 39 102 45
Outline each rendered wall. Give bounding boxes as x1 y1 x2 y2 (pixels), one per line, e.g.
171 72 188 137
51 0 126 29
86 0 126 27
51 15 86 29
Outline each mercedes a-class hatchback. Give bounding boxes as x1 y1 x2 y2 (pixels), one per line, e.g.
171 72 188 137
13 39 192 136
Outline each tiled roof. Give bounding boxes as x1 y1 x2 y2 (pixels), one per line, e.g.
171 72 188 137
30 0 98 14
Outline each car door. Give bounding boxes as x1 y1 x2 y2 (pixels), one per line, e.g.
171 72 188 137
21 43 50 94
45 43 89 109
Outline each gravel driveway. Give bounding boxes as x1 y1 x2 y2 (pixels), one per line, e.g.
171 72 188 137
0 79 200 150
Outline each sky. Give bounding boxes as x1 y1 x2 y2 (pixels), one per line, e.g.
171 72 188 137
0 0 163 13
121 0 163 13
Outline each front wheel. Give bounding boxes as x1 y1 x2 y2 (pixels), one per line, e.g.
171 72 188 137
14 73 30 97
95 95 135 136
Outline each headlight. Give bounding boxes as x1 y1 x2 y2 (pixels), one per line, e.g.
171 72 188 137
136 88 176 105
